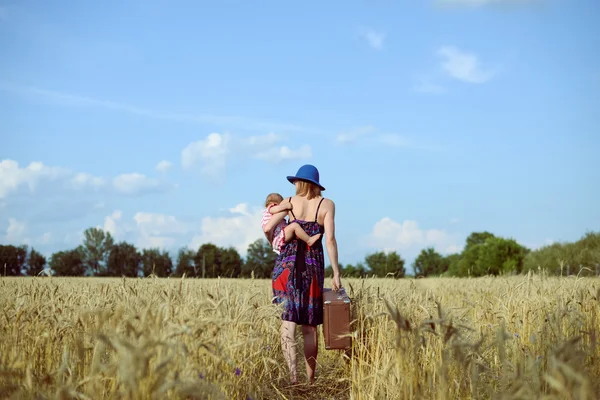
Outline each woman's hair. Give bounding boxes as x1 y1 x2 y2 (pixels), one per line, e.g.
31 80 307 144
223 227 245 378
264 193 284 207
295 180 322 200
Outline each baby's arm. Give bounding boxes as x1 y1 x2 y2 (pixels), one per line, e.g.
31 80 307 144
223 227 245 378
262 201 292 234
268 201 292 215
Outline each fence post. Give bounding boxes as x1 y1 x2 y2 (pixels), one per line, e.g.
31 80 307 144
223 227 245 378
596 263 599 277
566 264 570 276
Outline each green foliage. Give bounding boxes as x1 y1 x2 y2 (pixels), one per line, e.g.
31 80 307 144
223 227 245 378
82 227 114 276
30 224 600 279
194 243 222 278
0 244 28 276
365 251 405 278
106 242 141 277
448 233 529 277
413 247 447 277
220 247 243 278
523 231 600 276
465 231 495 250
50 247 86 276
174 247 196 277
343 262 367 278
243 239 277 279
141 248 173 277
25 247 47 276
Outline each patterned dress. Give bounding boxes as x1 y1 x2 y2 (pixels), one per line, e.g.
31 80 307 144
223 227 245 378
271 197 326 326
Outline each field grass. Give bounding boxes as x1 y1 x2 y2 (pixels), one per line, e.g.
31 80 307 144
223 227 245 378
1 274 599 399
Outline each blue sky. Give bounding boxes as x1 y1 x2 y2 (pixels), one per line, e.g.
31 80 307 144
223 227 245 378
1 0 598 271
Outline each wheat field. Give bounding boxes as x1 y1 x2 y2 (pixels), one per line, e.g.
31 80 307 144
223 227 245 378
1 274 599 400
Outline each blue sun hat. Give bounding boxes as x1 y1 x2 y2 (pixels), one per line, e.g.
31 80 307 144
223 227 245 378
287 164 325 191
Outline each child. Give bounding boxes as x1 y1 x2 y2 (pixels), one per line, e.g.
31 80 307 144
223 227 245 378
261 192 322 254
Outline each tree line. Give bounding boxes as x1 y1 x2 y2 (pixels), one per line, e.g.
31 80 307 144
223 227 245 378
1 227 598 278
326 231 600 278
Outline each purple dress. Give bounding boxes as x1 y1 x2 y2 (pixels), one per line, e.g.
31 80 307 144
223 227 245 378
271 197 325 326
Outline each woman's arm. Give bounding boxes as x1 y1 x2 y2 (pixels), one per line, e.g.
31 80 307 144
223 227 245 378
323 199 341 291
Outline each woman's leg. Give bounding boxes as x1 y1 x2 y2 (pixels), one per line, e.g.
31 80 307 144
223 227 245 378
302 325 318 384
280 320 298 383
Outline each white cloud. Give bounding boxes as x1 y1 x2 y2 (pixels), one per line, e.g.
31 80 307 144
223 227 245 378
229 203 252 216
112 173 170 195
133 212 188 250
445 244 463 254
246 133 281 147
1 159 172 199
103 210 122 237
4 218 28 244
134 212 188 236
71 172 105 190
95 210 189 250
366 217 461 257
437 46 495 84
91 205 262 253
254 145 312 163
336 126 376 144
0 159 69 199
360 28 386 50
190 203 265 256
181 132 311 180
181 133 230 180
155 160 173 173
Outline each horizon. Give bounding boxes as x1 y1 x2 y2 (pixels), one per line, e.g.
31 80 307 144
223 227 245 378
1 0 598 272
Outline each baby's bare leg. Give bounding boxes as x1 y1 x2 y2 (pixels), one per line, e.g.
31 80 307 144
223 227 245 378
284 223 322 247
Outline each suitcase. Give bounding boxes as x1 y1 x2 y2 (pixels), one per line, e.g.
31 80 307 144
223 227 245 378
322 287 352 350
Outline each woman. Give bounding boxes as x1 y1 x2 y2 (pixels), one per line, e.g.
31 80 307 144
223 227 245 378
271 164 342 385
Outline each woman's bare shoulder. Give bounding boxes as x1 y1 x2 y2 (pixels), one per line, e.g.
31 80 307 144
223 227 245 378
320 197 335 210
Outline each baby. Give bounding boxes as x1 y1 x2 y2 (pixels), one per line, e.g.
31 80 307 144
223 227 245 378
261 193 322 254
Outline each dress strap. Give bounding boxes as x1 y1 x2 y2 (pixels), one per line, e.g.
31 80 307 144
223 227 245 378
315 197 325 221
288 197 297 219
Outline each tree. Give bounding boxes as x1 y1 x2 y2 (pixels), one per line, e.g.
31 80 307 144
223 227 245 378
477 237 528 275
449 234 528 277
522 231 600 276
82 227 114 276
141 248 173 277
220 247 243 278
25 247 47 276
244 239 277 278
365 251 405 278
50 247 86 276
343 263 367 278
465 231 495 250
174 247 196 277
194 243 222 278
413 247 446 277
106 242 141 277
0 244 28 276
444 253 461 276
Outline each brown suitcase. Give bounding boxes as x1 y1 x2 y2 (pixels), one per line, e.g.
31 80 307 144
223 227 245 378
322 287 352 350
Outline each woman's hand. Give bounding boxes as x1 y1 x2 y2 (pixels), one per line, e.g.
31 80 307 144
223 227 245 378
332 273 342 292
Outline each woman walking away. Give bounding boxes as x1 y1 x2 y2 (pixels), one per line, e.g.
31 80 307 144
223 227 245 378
271 164 342 385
